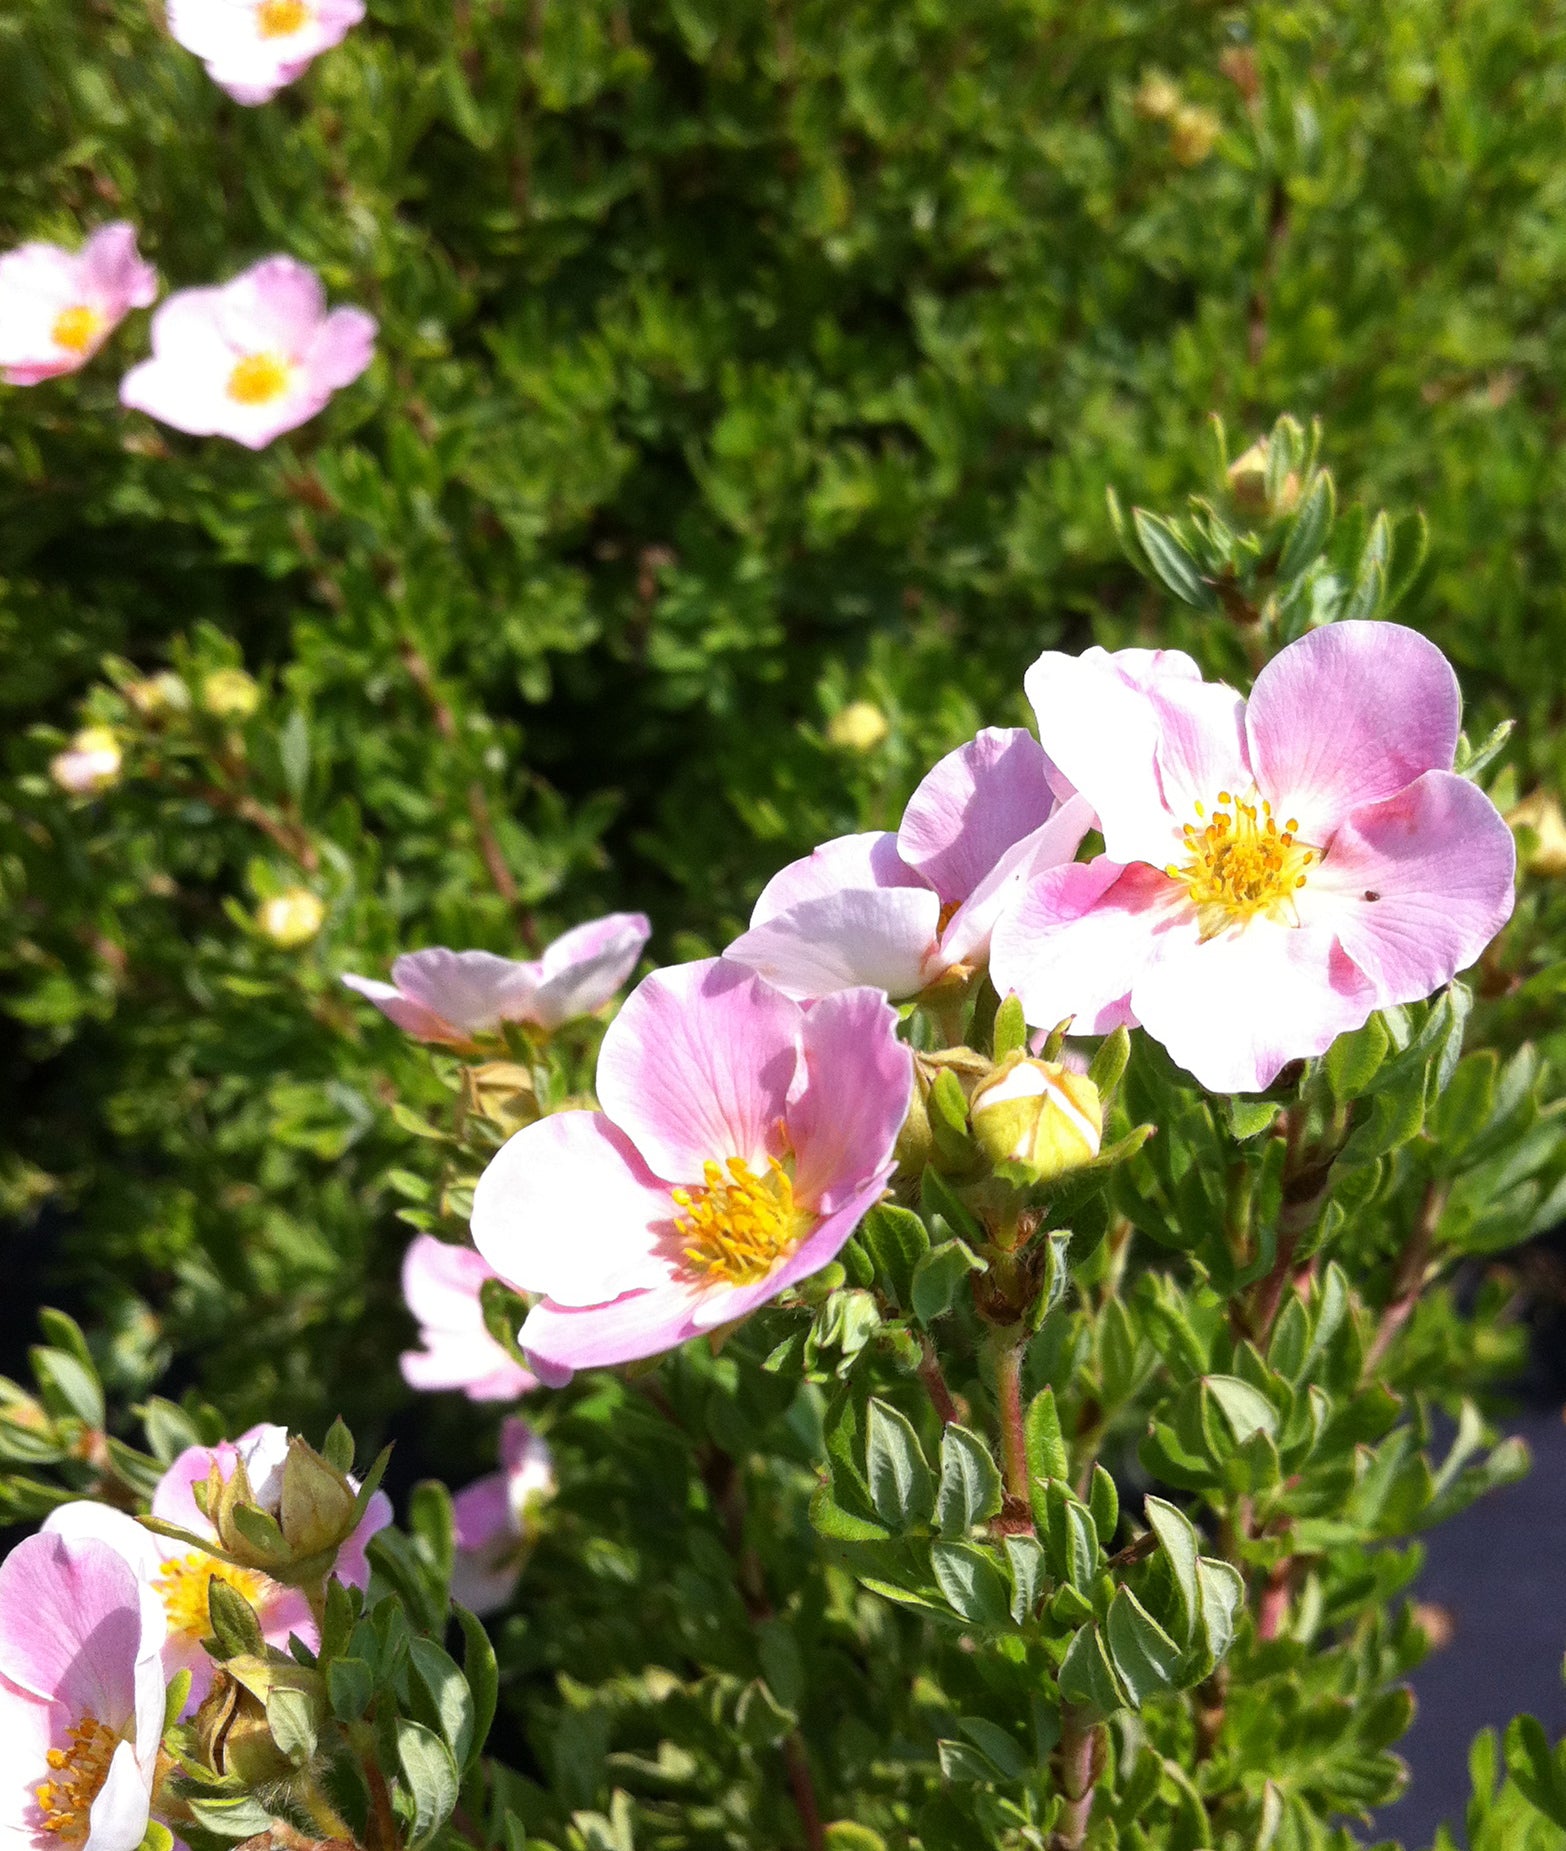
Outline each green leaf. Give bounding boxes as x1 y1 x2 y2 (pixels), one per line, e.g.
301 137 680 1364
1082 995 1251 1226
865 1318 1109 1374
1325 1014 1391 1101
1105 1587 1184 1707
1203 1375 1279 1445
266 1684 318 1764
993 994 1028 1059
206 1577 265 1660
936 1423 1003 1536
30 1347 104 1430
865 1399 935 1529
322 1415 355 1475
1505 1715 1566 1829
1132 508 1215 609
956 1716 1028 1780
1087 1026 1131 1099
1276 470 1335 579
910 1238 985 1327
1003 1534 1045 1622
1225 1097 1279 1141
1143 1497 1201 1645
1195 1558 1245 1669
278 708 311 799
327 1655 375 1722
930 1540 1011 1628
409 1636 476 1768
808 1485 891 1544
396 1717 460 1850
1024 1387 1069 1487
454 1603 499 1771
736 1677 795 1747
181 1794 277 1839
1058 1624 1125 1716
859 1204 931 1308
1087 1465 1119 1548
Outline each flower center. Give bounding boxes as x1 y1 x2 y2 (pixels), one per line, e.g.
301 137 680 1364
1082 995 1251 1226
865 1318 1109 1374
51 305 103 354
256 0 310 35
672 1156 813 1287
1166 791 1317 937
154 1551 271 1641
34 1717 120 1841
226 353 291 405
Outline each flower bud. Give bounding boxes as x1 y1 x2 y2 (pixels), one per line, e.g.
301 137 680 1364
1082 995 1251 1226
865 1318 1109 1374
203 1433 364 1586
50 727 122 795
201 667 262 720
277 1435 361 1562
193 1668 293 1786
1169 103 1222 166
257 888 324 948
1509 789 1566 879
826 701 890 753
463 1061 539 1132
1226 439 1300 518
969 1054 1102 1181
1133 72 1181 121
125 671 190 719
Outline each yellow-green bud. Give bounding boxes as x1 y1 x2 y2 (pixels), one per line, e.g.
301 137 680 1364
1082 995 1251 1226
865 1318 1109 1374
50 726 122 795
969 1054 1102 1181
277 1434 361 1561
1170 103 1222 167
201 667 262 720
192 1668 292 1786
1510 789 1566 879
826 701 890 753
126 671 190 719
1226 439 1300 517
1133 72 1181 121
463 1061 540 1132
257 888 325 948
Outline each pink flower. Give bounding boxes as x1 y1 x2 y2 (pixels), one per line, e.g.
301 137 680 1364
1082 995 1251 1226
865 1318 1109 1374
991 623 1516 1093
0 1531 167 1851
724 728 1092 1002
449 1419 555 1616
166 0 365 106
119 256 375 451
343 913 652 1044
472 959 912 1380
401 1236 538 1402
0 225 156 386
45 1423 392 1713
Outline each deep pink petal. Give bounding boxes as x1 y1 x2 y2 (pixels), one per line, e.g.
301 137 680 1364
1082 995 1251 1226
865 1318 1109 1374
786 987 911 1212
724 886 942 1002
340 972 460 1041
750 832 924 926
1245 621 1462 840
80 224 158 312
896 728 1060 908
595 960 804 1176
0 1534 144 1724
939 792 1096 967
1132 919 1376 1094
471 1111 677 1306
529 912 651 1029
1301 770 1516 1005
519 1278 711 1379
333 1491 393 1591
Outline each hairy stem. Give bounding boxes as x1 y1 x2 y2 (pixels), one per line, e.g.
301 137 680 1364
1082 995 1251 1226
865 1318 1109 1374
992 1332 1033 1527
1049 1704 1104 1850
918 1336 961 1426
1363 1179 1448 1374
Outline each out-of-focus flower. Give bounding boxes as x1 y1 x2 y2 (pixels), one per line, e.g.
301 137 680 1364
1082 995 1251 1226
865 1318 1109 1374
200 666 261 719
1509 789 1566 878
0 224 156 386
0 1531 167 1851
1170 103 1222 165
125 672 190 719
50 726 123 795
473 959 911 1380
826 701 890 753
969 1055 1102 1180
47 1425 390 1713
166 0 366 106
724 728 1092 1003
993 624 1516 1094
258 887 325 947
401 1235 538 1402
1133 71 1181 120
450 1419 555 1615
120 257 375 451
342 913 652 1043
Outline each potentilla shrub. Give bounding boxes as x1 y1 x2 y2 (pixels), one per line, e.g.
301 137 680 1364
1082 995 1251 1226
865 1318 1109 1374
2 428 1566 1851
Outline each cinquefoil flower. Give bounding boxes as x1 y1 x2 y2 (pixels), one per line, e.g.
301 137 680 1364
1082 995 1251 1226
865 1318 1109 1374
450 1419 555 1616
401 1236 538 1402
472 959 911 1379
0 225 156 386
991 623 1516 1093
167 0 365 106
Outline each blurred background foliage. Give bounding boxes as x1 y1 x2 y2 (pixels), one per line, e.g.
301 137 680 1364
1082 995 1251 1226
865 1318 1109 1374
2 0 1565 1457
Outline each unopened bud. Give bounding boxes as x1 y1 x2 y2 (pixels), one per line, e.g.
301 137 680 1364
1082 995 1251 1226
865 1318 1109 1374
969 1055 1102 1182
258 888 324 948
1134 72 1181 121
125 672 190 719
826 701 890 753
1170 103 1222 166
201 667 262 721
1226 439 1299 517
278 1435 361 1561
463 1061 539 1132
1509 789 1566 878
192 1668 291 1786
204 1433 363 1585
50 727 123 795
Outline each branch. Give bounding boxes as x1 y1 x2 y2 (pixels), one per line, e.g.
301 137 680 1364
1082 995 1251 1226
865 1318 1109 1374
918 1336 961 1427
1363 1179 1448 1374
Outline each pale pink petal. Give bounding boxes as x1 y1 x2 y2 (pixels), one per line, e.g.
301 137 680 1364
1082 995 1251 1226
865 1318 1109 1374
528 911 651 1029
472 1110 677 1306
1131 919 1376 1094
257 1587 316 1661
1022 649 1183 868
499 1418 554 1502
340 972 460 1041
83 1737 151 1851
750 832 924 927
43 1504 165 1589
1246 622 1462 840
1147 678 1251 827
150 1441 226 1538
519 1277 710 1380
399 1235 536 1399
990 859 1172 1035
452 1474 513 1556
301 306 376 392
1300 770 1516 1005
333 1491 393 1591
79 224 157 312
595 960 804 1176
218 256 325 358
724 886 942 1002
786 987 911 1212
387 948 542 1035
1094 645 1203 691
0 1684 56 1836
896 728 1060 907
449 1474 519 1616
0 1534 143 1723
233 1425 291 1510
939 792 1096 967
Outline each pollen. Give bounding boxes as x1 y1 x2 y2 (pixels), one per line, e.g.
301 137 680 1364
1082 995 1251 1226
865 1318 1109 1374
256 0 310 35
1166 790 1317 937
50 305 103 355
226 352 291 405
672 1156 813 1287
154 1551 271 1641
34 1717 120 1841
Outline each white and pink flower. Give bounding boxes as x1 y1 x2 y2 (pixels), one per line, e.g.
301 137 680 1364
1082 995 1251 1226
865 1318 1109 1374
472 959 912 1380
450 1419 555 1616
119 256 375 450
46 1423 392 1713
401 1236 538 1402
343 913 652 1044
991 623 1516 1093
0 1531 167 1851
0 224 156 387
724 728 1091 1002
167 0 366 106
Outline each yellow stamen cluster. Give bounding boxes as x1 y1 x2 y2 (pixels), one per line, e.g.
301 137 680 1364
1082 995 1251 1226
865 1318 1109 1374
154 1551 271 1641
226 353 291 406
672 1156 812 1287
256 0 310 36
1166 790 1316 936
51 306 103 355
34 1717 120 1841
